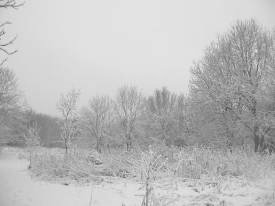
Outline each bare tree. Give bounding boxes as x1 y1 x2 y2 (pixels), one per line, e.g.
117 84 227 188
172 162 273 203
115 86 142 151
24 110 40 168
190 19 275 152
0 66 19 126
57 89 80 154
80 96 113 153
0 0 22 123
0 66 18 103
174 94 191 140
0 0 20 116
0 0 24 146
147 87 177 145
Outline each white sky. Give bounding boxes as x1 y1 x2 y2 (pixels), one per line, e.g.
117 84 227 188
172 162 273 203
2 0 275 116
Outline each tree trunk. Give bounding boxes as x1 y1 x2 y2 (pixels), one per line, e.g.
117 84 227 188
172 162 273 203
251 96 260 153
253 125 260 152
96 136 103 153
96 140 100 153
126 132 132 151
28 150 32 169
162 133 167 145
64 138 68 154
222 112 232 144
259 135 265 152
107 144 111 153
160 121 168 145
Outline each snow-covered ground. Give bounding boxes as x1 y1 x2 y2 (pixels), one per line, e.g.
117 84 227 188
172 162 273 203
0 148 142 206
0 147 274 206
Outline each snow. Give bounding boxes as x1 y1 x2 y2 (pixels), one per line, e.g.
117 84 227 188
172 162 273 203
0 148 274 206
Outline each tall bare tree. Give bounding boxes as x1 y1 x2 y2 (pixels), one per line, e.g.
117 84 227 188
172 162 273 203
80 96 113 153
57 89 80 154
174 94 190 138
0 0 24 146
190 19 275 152
116 86 142 151
0 0 21 115
24 109 40 168
147 87 177 145
0 66 20 139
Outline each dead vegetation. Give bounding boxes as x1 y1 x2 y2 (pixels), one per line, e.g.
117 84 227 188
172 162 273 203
25 144 275 205
29 145 275 182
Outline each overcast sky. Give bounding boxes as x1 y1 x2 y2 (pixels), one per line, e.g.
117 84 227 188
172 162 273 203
2 0 275 116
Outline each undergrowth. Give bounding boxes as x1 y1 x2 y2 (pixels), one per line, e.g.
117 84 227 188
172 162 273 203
29 145 275 186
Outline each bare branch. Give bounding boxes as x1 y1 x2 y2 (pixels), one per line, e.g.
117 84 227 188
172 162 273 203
0 0 24 9
57 89 80 153
115 86 143 151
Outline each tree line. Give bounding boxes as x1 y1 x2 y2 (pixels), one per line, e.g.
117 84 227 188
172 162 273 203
56 19 275 153
0 9 274 153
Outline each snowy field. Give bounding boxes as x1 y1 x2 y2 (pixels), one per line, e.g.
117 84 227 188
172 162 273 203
0 147 274 206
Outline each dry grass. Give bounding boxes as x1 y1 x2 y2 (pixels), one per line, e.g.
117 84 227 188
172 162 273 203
28 145 275 189
29 147 103 184
171 146 275 181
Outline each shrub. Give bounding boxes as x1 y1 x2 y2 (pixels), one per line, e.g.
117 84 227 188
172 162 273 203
29 145 275 187
30 147 102 183
171 146 275 181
